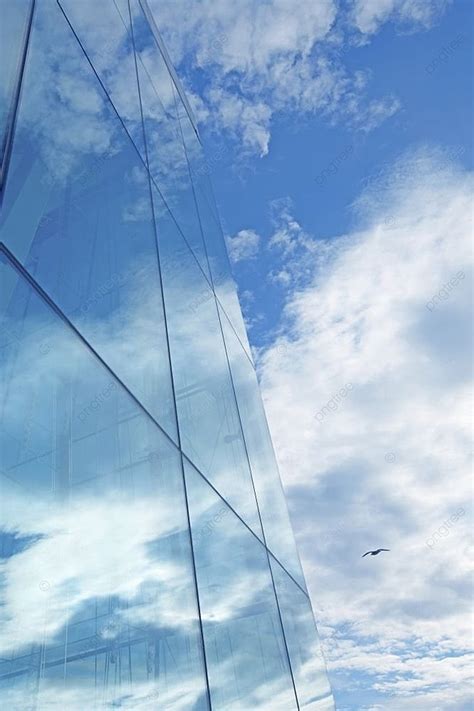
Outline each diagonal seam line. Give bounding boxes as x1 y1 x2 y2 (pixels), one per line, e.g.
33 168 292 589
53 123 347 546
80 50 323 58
0 241 309 600
138 0 201 143
127 0 213 705
213 297 301 709
54 0 254 371
55 0 206 290
0 240 180 451
181 452 310 600
0 0 36 196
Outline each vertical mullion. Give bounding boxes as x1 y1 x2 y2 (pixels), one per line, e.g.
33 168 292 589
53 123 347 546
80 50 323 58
127 3 212 707
1 0 36 194
215 300 301 711
174 79 301 711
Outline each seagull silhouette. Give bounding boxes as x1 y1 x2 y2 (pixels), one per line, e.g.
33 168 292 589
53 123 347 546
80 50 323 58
362 548 390 557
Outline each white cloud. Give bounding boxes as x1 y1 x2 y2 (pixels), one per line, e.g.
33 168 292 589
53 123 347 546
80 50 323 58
15 0 433 169
15 0 126 183
267 197 334 289
269 199 308 255
352 0 452 35
0 493 193 654
257 147 473 708
207 88 272 156
226 228 261 263
0 677 206 711
150 0 335 74
149 0 408 156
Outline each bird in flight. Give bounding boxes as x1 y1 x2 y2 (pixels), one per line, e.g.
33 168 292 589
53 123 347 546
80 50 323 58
362 548 390 557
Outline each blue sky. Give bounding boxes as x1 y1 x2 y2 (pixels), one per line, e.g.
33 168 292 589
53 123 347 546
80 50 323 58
0 0 471 708
211 0 472 346
151 1 473 708
146 0 473 711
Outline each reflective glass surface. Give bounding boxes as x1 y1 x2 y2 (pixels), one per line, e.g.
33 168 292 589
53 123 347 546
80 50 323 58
0 0 32 168
176 100 252 357
0 249 208 710
270 556 335 710
57 0 145 156
0 0 178 441
151 184 262 535
184 459 298 710
0 0 334 706
130 0 211 281
219 304 306 586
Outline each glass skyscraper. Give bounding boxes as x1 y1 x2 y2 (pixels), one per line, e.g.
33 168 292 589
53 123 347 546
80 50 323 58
0 1 334 708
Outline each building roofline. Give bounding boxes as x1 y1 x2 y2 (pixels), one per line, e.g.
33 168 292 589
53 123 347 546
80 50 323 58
139 0 202 145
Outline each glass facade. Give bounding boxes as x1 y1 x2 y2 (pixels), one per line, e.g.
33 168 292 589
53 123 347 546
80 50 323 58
0 1 334 708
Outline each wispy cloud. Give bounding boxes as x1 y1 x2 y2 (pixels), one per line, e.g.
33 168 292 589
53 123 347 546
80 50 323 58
352 0 452 36
226 228 261 263
267 197 333 290
149 0 413 156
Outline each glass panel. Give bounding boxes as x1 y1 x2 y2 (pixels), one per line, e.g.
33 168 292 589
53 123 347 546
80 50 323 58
0 249 209 709
219 304 306 585
184 459 298 710
57 0 145 156
174 94 220 227
151 183 262 534
176 97 252 357
270 556 335 710
0 0 178 441
0 0 32 168
195 179 252 358
130 0 211 280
